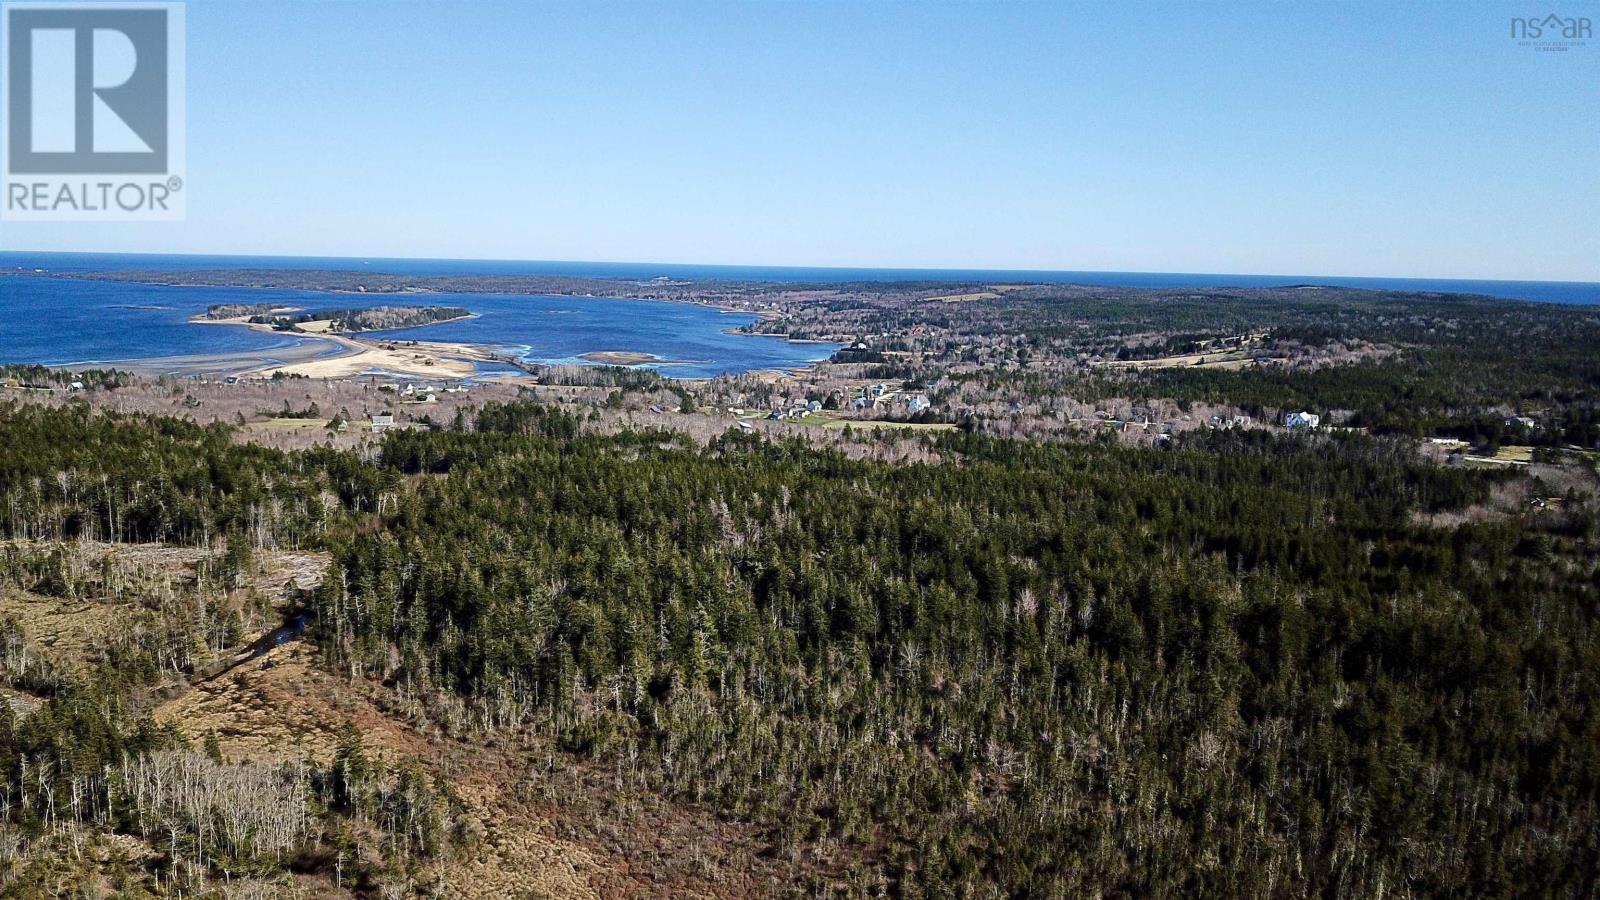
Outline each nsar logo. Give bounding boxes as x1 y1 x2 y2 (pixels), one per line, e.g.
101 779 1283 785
1510 13 1592 51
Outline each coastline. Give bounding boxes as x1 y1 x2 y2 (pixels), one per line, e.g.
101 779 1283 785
184 313 484 378
179 306 832 380
13 270 841 379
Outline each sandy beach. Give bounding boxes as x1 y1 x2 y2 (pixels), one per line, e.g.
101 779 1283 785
124 315 484 379
259 333 480 379
580 350 664 365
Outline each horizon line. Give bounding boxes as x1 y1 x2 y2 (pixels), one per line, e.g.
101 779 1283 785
2 248 1597 288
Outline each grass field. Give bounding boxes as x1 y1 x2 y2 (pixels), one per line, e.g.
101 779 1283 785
819 418 957 432
243 417 334 434
1100 351 1261 370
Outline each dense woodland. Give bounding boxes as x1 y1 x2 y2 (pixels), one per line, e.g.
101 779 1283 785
0 397 1594 896
247 306 472 334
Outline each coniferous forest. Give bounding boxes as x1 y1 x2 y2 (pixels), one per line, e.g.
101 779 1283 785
0 397 1594 896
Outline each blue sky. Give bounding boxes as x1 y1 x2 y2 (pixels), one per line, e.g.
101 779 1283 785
4 0 1598 280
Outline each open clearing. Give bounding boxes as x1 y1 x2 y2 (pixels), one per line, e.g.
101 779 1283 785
1100 350 1264 370
820 418 957 432
928 284 1028 303
242 416 334 435
1495 445 1536 463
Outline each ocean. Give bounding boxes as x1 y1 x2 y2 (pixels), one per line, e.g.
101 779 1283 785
0 274 836 378
3 251 1598 305
0 252 1595 378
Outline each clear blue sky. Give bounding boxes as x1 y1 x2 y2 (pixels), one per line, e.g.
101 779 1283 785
5 0 1598 280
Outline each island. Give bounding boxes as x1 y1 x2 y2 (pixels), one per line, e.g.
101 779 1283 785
198 303 472 334
189 303 482 378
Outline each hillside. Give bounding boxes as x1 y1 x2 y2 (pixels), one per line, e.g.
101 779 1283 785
0 398 1592 896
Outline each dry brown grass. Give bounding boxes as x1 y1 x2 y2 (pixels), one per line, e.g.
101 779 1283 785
0 590 130 674
433 820 601 900
1495 445 1536 463
1100 350 1264 370
0 541 323 677
155 642 428 766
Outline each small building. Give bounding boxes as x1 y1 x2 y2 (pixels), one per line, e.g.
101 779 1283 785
907 394 931 413
68 380 84 392
807 400 823 413
370 414 395 432
1505 416 1536 430
1283 411 1321 430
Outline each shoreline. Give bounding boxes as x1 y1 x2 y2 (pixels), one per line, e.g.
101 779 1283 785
26 282 841 379
171 308 836 381
184 314 485 379
580 350 665 366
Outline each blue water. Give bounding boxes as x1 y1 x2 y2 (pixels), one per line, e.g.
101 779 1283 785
0 251 1595 378
0 275 837 378
2 250 1596 305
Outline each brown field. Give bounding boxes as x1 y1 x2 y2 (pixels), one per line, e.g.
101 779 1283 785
1100 350 1263 370
1495 445 1536 463
242 416 334 435
0 590 130 675
820 418 957 432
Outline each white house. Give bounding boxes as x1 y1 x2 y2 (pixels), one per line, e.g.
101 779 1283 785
1283 411 1321 429
370 414 395 432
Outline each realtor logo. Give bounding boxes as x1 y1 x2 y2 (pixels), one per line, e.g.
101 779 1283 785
1 1 185 220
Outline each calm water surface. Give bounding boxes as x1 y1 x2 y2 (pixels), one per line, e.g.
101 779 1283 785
0 275 836 378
